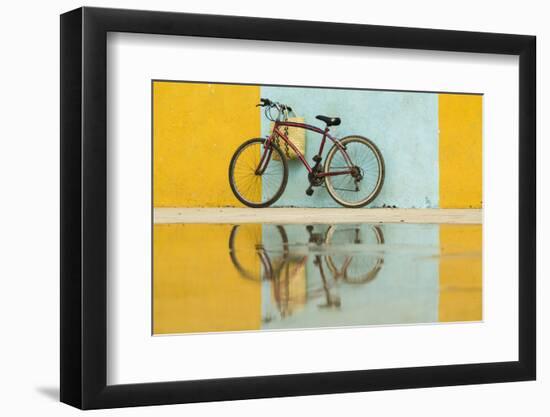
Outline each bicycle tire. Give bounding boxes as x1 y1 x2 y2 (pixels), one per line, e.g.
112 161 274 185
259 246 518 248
324 135 385 208
228 138 288 208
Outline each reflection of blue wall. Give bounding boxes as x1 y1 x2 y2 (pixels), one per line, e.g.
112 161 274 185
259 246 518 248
260 86 439 208
262 224 440 329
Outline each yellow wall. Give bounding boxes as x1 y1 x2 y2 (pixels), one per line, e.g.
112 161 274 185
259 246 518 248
438 224 482 322
153 82 260 207
439 94 483 208
153 224 261 334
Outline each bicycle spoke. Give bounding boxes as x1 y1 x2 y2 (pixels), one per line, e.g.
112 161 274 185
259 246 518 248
325 137 383 207
230 139 287 206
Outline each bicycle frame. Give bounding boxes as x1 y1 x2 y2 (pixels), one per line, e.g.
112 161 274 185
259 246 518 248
257 120 355 176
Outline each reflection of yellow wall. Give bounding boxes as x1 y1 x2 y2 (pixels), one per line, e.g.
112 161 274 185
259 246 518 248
153 224 261 334
439 94 482 208
153 82 260 207
438 224 482 322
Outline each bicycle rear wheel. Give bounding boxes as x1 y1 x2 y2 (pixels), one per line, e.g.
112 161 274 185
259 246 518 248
229 138 288 208
324 136 384 208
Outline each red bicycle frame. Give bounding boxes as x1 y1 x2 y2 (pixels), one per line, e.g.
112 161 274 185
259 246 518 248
256 119 355 176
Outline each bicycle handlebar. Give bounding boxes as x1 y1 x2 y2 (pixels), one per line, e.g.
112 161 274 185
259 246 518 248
257 98 292 113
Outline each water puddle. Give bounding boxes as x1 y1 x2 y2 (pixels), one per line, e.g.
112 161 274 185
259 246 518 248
153 223 481 335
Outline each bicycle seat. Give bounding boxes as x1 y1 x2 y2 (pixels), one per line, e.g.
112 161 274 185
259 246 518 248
316 115 341 126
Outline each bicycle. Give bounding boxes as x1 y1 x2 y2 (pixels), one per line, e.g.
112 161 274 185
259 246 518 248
228 98 385 208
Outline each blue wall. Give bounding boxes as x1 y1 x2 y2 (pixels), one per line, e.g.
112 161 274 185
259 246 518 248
260 86 439 208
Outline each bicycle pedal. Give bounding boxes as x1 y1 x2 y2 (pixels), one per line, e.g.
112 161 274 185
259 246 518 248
306 188 314 196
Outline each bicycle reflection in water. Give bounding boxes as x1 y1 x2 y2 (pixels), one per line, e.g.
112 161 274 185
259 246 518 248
229 224 385 322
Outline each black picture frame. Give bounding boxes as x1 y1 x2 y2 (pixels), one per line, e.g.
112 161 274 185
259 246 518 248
60 6 536 410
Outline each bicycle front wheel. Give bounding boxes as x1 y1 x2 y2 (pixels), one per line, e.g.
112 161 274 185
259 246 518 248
229 138 288 208
324 136 385 208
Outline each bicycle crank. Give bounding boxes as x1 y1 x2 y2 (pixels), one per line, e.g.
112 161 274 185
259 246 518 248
305 164 324 196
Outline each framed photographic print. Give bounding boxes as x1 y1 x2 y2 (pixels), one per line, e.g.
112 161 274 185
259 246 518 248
60 6 536 409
